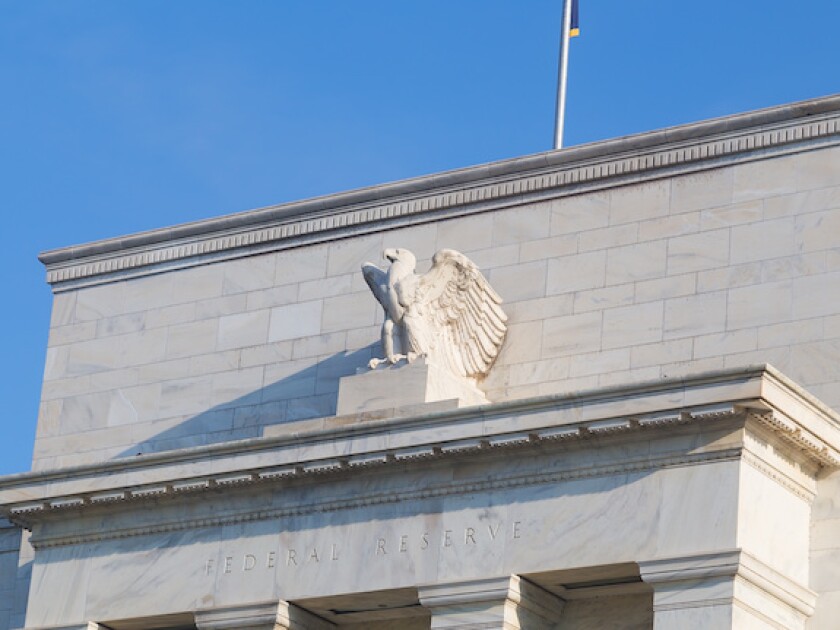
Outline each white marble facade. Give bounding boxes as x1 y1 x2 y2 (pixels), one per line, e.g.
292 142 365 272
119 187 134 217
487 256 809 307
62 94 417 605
3 95 840 628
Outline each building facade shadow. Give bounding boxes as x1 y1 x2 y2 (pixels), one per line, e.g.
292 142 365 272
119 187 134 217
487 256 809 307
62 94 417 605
118 345 378 459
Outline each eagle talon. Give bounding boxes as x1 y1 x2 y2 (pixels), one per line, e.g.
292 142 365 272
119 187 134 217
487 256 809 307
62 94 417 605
368 354 407 370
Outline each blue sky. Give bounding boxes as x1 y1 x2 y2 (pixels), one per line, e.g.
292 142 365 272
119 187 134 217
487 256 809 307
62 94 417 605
1 1 839 476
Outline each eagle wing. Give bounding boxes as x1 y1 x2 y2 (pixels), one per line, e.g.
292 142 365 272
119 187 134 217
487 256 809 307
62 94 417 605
362 262 390 313
414 249 507 379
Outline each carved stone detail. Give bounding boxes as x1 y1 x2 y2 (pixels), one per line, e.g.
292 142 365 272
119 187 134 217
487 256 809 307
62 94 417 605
24 448 744 550
362 248 507 382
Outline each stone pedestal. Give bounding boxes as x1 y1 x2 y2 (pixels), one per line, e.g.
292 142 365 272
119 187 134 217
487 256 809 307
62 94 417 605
336 357 488 415
419 575 566 629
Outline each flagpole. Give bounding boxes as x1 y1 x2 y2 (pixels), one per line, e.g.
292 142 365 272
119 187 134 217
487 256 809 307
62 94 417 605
553 0 574 149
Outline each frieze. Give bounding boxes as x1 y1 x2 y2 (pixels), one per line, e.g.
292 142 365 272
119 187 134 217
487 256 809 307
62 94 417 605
206 520 523 577
741 451 815 503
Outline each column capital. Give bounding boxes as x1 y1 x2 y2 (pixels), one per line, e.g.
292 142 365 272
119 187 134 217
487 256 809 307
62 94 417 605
195 601 334 630
419 574 565 629
639 549 816 629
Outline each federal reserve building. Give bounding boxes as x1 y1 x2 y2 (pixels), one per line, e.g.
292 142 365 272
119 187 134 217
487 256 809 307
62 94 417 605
3 94 840 629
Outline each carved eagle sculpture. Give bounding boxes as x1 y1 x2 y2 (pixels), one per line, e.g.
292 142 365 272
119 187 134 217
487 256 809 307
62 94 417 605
362 248 507 380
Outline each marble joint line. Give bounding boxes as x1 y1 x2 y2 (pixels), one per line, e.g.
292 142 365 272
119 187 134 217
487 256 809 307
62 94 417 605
43 111 840 289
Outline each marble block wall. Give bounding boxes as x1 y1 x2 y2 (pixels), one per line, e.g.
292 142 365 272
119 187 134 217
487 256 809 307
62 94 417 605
0 520 28 630
0 520 16 629
34 142 840 470
6 96 840 630
809 471 840 630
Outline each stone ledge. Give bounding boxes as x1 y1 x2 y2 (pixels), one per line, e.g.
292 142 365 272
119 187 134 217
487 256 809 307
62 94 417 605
2 365 839 544
10 409 743 539
38 94 840 289
2 365 838 510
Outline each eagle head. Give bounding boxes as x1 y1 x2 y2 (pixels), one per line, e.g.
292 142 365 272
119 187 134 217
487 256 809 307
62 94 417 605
383 248 417 273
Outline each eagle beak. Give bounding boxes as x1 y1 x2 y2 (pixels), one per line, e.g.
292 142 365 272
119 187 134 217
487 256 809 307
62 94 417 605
384 248 397 262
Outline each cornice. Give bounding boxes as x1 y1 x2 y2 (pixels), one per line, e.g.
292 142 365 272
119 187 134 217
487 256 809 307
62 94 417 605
3 365 840 546
19 406 730 527
0 367 750 488
27 441 742 549
39 94 840 290
0 407 819 546
2 365 839 522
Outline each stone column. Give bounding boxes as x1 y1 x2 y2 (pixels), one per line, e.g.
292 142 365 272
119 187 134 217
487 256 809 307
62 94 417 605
639 550 816 630
195 601 335 630
419 575 565 629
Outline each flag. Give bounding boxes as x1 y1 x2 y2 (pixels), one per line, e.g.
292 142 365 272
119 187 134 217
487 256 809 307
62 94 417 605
569 0 580 37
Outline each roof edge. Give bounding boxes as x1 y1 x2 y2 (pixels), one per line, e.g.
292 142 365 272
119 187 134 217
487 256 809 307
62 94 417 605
39 93 840 288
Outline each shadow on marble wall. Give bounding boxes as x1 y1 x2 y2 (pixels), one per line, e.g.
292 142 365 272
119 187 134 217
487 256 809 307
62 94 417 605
117 345 377 459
